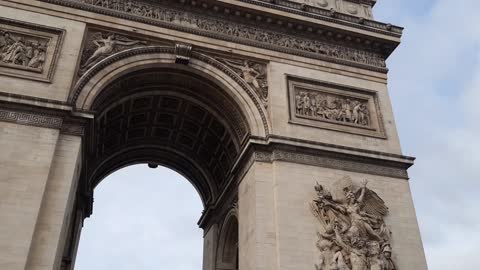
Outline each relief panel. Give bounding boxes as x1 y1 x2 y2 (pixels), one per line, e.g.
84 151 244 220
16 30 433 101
288 76 385 138
0 18 64 82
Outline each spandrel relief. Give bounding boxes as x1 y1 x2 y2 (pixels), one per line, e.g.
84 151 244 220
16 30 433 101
79 31 148 75
311 177 397 270
0 18 64 82
288 77 385 138
216 57 268 107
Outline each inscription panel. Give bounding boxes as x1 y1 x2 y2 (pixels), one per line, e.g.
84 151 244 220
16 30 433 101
288 76 385 138
0 18 64 82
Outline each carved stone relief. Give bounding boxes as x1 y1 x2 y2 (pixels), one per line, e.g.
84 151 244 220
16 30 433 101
0 18 64 82
288 76 385 138
290 0 374 19
311 177 397 270
61 0 386 70
215 56 268 107
79 30 151 75
295 90 371 127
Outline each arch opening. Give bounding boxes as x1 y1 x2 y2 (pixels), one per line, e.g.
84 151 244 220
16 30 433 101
75 165 204 270
83 66 253 208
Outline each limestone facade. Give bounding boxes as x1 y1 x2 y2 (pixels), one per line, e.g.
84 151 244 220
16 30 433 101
0 0 427 269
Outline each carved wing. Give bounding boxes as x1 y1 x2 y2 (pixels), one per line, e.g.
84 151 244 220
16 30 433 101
357 187 389 218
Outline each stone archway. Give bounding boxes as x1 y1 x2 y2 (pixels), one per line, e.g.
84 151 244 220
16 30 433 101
60 46 270 270
216 209 239 270
0 2 430 270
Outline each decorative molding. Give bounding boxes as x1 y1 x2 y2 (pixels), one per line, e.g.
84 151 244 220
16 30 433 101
236 0 400 35
311 177 397 270
243 144 409 179
174 43 193 65
287 76 386 138
0 109 63 129
0 17 65 82
72 46 270 136
39 0 391 72
276 0 375 19
214 56 268 107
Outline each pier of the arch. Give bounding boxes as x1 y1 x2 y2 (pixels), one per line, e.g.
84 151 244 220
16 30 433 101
0 1 428 270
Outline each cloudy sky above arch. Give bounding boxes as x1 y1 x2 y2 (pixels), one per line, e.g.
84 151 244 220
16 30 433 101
75 1 480 269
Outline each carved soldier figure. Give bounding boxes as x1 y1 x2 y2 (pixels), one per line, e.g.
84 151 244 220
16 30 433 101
302 92 311 116
381 245 396 270
296 93 303 115
368 242 386 270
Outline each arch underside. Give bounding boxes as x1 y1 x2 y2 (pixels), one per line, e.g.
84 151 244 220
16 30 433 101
84 68 254 206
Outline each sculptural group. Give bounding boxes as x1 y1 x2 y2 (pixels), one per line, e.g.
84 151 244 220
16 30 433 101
0 30 48 71
311 178 396 270
296 91 371 127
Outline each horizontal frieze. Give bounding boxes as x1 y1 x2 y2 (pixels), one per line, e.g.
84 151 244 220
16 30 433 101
38 0 390 71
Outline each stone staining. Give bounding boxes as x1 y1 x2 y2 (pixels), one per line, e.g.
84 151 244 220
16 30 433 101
79 31 147 74
311 177 397 270
295 90 371 127
68 0 385 69
0 30 49 72
217 57 268 107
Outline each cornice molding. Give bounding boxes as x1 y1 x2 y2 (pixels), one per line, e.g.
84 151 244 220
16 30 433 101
236 0 401 35
35 0 395 72
236 138 412 181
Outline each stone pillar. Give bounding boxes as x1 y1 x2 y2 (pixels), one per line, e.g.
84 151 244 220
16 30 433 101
238 161 278 270
25 135 82 270
0 122 59 270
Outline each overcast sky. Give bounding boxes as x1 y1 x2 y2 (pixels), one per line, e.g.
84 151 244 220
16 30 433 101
75 0 480 269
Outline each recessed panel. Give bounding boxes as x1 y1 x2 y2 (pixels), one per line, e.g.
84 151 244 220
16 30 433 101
288 76 386 138
0 18 64 82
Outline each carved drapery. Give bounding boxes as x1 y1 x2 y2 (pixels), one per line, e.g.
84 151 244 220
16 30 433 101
44 0 388 71
311 177 397 270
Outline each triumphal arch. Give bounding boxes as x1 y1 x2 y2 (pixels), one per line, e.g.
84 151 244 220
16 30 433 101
0 0 428 269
